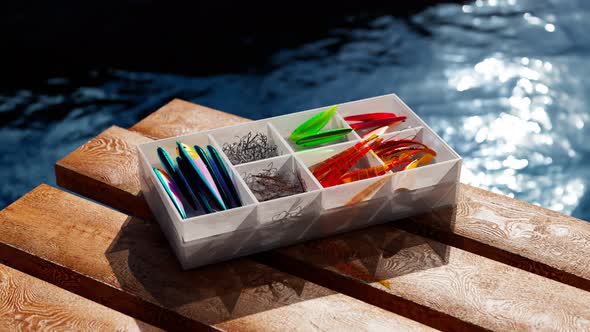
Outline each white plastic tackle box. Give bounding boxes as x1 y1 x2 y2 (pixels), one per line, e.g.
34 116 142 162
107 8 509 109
138 94 462 269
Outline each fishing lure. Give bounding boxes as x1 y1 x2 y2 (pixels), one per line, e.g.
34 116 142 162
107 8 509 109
290 106 338 141
309 134 380 176
318 139 384 187
194 145 235 208
176 142 227 211
378 146 436 160
339 163 395 183
373 139 434 161
290 106 337 141
295 128 353 147
317 133 436 185
176 143 222 202
157 147 198 210
314 144 379 185
345 176 389 205
344 112 399 122
153 168 187 219
314 142 373 182
360 126 389 139
348 116 407 131
384 149 428 170
373 139 428 152
379 149 436 175
176 156 214 214
207 145 242 207
404 152 435 170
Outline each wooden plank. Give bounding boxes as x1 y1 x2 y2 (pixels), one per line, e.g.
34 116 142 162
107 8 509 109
0 263 160 332
0 185 435 332
392 185 590 292
130 98 248 139
257 225 590 331
55 126 153 220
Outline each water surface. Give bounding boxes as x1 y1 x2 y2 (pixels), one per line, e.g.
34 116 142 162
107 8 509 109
1 0 589 220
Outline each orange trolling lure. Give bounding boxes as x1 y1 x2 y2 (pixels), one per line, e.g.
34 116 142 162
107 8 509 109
310 134 380 177
339 163 395 183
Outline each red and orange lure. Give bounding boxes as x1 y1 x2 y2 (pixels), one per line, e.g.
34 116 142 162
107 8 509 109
340 163 396 183
373 139 430 155
309 123 437 186
344 112 400 122
340 148 436 183
310 134 380 176
405 153 435 170
348 116 407 131
360 125 389 139
319 139 383 187
344 112 406 132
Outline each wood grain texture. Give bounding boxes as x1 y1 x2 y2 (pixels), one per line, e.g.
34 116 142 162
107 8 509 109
392 184 590 292
130 98 248 139
0 263 160 332
458 185 590 280
260 224 590 332
55 126 153 220
0 185 433 332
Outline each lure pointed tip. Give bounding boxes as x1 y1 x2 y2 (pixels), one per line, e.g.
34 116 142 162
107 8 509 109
361 126 389 139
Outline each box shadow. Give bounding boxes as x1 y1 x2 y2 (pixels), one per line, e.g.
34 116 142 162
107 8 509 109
104 217 335 326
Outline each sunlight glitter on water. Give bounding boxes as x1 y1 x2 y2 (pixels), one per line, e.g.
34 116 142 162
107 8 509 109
447 52 586 214
1 0 590 220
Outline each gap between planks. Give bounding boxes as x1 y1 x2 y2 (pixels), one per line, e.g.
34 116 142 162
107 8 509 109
0 262 161 332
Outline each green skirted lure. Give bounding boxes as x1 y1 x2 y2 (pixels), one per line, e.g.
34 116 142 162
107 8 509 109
289 106 338 142
289 106 351 147
295 128 353 146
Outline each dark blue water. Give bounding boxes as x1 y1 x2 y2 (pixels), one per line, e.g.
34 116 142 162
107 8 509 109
1 0 589 221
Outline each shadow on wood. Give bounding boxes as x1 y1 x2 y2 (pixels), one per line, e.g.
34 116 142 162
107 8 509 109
104 217 329 324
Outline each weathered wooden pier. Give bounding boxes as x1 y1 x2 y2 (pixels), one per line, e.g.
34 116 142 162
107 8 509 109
1 99 589 331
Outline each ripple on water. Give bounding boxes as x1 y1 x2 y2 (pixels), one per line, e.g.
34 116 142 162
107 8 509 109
0 0 589 221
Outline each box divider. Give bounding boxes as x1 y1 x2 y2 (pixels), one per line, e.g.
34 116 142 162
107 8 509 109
333 111 362 141
293 154 323 191
208 134 259 205
268 122 295 154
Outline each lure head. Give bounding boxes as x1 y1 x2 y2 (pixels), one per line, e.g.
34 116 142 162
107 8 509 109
176 141 199 159
361 126 388 139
